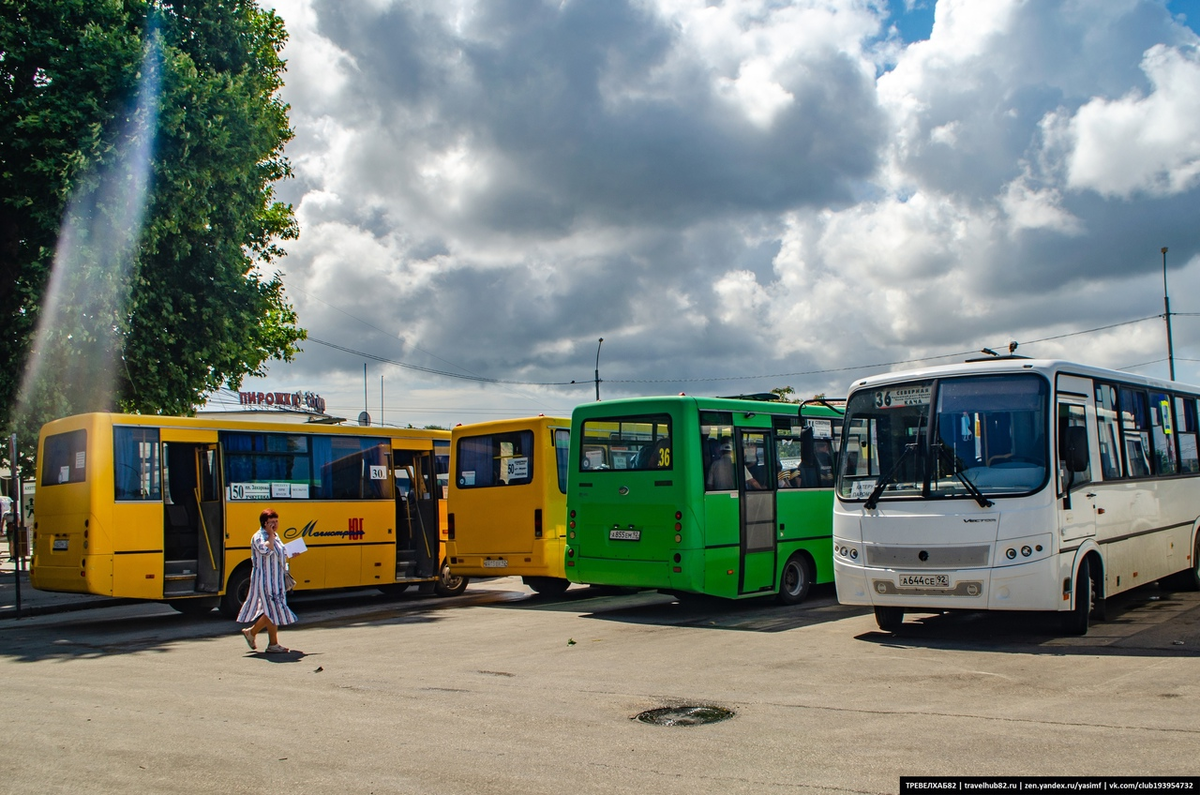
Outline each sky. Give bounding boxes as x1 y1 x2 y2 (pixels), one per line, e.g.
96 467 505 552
211 0 1200 428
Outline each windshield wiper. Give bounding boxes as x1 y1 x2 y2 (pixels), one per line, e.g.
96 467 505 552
864 442 919 510
931 442 994 508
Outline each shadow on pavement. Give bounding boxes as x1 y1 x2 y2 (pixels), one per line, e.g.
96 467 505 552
854 583 1200 657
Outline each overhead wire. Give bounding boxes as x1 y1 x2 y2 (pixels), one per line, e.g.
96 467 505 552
306 313 1169 388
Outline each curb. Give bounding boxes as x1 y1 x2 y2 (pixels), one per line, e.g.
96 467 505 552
0 598 133 620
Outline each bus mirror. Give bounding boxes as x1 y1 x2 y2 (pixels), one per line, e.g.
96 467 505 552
1063 426 1089 473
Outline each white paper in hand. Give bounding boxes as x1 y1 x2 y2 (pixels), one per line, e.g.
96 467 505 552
283 537 307 557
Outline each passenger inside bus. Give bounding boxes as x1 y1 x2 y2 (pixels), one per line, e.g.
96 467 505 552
706 439 735 490
743 439 768 490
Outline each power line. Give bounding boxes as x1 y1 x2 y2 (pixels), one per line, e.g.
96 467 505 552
308 337 580 386
303 313 1167 389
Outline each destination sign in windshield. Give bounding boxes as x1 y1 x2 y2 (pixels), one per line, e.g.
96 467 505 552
875 384 932 409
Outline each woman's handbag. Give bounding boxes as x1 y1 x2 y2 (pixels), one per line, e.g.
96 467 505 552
284 571 296 592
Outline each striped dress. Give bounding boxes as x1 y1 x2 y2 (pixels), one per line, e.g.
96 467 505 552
236 529 298 626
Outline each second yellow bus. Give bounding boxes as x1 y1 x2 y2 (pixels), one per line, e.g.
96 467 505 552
446 416 572 595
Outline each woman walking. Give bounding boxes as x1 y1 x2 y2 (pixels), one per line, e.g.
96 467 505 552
238 508 297 653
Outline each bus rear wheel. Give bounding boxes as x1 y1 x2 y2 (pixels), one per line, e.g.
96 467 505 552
524 576 570 597
776 554 813 605
219 564 252 620
434 559 469 597
874 606 904 632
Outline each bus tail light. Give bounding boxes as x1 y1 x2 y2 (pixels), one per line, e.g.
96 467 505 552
447 513 455 540
534 509 543 538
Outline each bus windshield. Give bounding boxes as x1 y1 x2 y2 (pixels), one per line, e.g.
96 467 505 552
838 374 1049 502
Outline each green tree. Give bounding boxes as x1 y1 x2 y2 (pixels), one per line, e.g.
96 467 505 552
0 0 304 467
770 386 798 403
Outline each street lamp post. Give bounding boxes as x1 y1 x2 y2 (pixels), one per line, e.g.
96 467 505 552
594 338 604 401
1163 247 1176 381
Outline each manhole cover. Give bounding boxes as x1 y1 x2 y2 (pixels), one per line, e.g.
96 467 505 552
634 705 734 726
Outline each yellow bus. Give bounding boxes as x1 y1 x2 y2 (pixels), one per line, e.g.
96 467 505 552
31 412 466 617
446 416 572 595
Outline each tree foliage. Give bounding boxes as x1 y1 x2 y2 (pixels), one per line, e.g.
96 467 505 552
0 0 304 467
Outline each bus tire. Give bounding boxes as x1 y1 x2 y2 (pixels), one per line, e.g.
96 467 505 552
169 597 219 616
434 559 469 597
1060 558 1092 636
219 563 253 620
524 576 570 597
874 606 904 632
776 553 814 605
1159 534 1200 592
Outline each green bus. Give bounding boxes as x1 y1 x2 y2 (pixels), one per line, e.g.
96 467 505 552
565 395 843 604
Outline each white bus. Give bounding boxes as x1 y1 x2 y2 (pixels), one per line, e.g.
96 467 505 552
833 357 1200 635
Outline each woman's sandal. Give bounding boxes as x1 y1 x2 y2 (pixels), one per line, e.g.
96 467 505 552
241 628 257 650
265 644 289 654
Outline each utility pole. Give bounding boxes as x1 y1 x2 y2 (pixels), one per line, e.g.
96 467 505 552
1163 247 1176 380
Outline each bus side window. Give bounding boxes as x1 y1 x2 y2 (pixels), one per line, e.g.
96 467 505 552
1057 404 1092 492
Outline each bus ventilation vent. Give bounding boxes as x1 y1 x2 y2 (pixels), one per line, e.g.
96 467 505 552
634 705 734 726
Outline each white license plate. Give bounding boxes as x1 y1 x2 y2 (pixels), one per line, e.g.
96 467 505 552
482 559 508 568
898 573 949 588
609 529 641 541
52 538 69 551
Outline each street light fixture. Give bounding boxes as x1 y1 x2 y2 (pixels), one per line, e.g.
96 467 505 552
1163 247 1176 381
594 338 604 401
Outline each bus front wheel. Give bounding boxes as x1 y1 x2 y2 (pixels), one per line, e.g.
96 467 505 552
434 559 469 597
874 606 904 632
220 564 252 620
1060 558 1092 636
776 554 813 605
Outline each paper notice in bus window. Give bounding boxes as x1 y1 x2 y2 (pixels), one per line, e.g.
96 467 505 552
75 451 86 469
272 483 291 498
370 465 386 480
291 484 309 499
506 457 529 480
807 419 833 439
461 471 476 486
849 480 876 499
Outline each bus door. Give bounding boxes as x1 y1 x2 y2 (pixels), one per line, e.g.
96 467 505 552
161 429 222 596
194 444 224 592
395 449 439 580
1056 376 1097 547
737 430 777 594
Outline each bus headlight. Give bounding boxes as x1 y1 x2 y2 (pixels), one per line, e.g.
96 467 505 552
836 544 861 561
